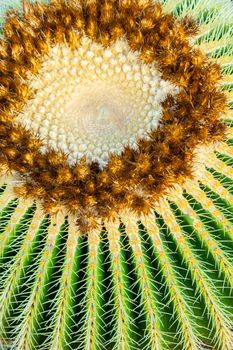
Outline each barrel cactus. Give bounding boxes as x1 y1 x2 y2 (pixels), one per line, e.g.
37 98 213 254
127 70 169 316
0 0 232 349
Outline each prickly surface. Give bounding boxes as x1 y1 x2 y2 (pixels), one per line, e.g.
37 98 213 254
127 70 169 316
0 0 227 231
0 0 232 350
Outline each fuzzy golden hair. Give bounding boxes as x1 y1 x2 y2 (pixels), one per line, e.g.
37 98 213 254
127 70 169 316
0 0 227 231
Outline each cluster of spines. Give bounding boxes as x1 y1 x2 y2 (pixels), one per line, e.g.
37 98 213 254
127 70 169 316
0 163 232 350
0 0 228 232
0 0 232 349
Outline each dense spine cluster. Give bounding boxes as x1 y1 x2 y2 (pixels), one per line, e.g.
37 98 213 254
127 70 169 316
0 0 227 231
0 0 232 350
0 168 232 350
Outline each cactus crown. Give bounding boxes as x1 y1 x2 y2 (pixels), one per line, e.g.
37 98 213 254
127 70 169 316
0 0 232 349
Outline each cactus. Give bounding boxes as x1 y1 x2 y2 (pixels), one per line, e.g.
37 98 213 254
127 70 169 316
0 0 232 349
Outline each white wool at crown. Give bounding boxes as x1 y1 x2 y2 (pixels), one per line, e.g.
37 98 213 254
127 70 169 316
16 37 180 168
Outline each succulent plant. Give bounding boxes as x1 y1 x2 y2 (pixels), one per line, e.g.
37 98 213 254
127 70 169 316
0 0 232 349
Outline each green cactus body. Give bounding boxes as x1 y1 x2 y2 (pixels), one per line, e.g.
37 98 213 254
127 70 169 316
0 0 232 349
